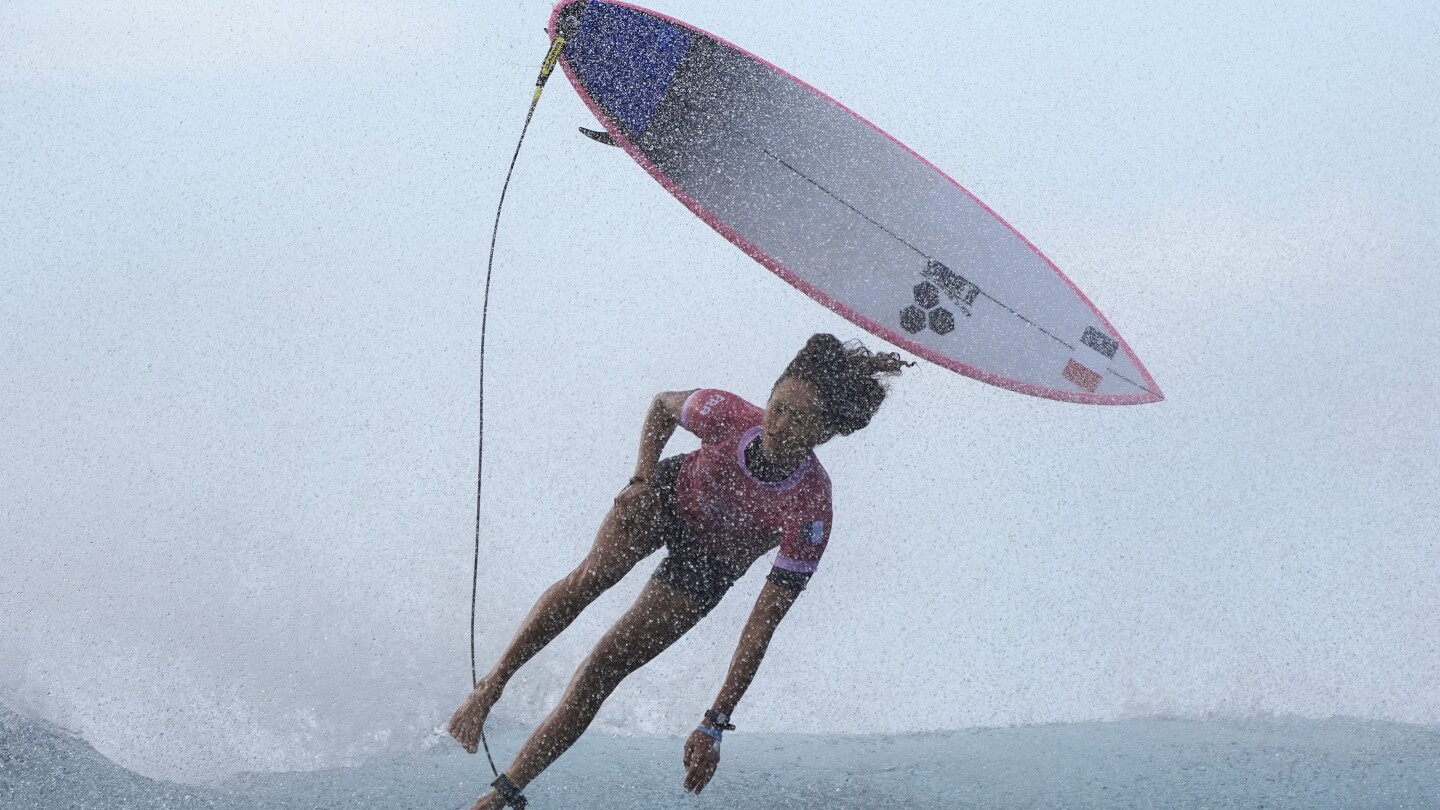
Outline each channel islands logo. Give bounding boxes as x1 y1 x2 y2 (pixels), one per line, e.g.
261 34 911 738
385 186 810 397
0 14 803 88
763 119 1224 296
900 259 980 336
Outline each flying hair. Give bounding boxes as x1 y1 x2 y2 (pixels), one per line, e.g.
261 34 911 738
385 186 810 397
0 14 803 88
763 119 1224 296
777 334 914 436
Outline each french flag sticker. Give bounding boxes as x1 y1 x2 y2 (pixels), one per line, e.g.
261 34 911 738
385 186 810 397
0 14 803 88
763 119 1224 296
807 520 825 544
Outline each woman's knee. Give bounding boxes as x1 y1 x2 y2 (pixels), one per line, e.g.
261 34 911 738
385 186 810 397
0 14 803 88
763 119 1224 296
565 555 629 598
571 644 639 699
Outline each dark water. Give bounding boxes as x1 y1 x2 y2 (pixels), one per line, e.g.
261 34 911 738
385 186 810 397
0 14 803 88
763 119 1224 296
3 706 1438 809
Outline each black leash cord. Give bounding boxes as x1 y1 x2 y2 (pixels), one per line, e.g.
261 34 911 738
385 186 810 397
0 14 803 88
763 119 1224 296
470 35 568 781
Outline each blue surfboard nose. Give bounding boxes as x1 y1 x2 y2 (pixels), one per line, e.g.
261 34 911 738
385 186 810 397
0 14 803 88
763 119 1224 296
562 1 691 138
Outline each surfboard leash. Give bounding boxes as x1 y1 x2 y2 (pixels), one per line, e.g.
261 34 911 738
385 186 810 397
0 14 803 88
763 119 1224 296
470 33 567 783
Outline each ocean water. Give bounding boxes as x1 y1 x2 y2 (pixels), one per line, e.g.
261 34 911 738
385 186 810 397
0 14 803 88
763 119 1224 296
4 706 1437 809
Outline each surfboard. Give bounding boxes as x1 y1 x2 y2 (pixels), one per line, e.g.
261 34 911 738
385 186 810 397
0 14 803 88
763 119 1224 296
549 0 1163 405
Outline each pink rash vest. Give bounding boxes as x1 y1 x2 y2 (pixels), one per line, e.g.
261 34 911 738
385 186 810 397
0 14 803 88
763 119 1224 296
676 389 833 586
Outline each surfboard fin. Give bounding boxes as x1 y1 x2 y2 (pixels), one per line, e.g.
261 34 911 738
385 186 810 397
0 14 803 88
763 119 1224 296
579 127 618 146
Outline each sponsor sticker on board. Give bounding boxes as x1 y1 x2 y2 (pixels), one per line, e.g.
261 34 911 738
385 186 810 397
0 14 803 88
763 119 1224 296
1063 359 1102 392
1081 326 1119 359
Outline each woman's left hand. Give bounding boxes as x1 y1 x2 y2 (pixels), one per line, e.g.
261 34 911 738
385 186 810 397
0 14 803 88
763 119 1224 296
682 728 721 794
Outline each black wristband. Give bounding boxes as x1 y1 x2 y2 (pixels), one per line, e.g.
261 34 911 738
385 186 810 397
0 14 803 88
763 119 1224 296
628 475 648 486
703 708 736 731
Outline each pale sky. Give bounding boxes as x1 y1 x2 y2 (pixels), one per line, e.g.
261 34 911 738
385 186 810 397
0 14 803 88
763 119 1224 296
2 0 1437 783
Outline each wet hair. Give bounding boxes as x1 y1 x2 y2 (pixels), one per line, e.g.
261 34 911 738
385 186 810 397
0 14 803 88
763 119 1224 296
777 334 913 436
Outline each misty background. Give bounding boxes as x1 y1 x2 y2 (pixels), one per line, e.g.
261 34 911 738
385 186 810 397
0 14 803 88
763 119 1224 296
3 0 1437 786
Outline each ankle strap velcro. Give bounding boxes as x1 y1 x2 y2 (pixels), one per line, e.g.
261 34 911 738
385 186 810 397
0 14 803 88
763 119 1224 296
491 772 528 809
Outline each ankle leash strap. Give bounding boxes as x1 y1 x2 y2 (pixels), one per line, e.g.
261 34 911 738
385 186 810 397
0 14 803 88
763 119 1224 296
491 772 528 809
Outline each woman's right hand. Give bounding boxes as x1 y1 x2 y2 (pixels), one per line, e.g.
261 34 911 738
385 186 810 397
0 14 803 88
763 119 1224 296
682 728 722 794
613 475 655 509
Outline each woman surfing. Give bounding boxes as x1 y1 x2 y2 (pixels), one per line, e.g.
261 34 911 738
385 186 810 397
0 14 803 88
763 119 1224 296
448 333 911 809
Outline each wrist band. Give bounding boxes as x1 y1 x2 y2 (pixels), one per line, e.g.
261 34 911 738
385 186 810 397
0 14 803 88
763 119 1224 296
696 724 723 742
628 475 647 486
703 708 735 731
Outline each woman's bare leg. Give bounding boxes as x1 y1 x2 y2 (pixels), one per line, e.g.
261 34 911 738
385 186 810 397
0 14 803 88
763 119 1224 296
449 486 667 752
468 579 706 810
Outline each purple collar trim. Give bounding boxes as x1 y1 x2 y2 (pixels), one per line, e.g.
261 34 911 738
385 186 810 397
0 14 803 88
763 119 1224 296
735 426 813 491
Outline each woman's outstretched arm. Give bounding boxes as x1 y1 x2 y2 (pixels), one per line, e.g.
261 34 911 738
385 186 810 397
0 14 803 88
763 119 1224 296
683 579 801 794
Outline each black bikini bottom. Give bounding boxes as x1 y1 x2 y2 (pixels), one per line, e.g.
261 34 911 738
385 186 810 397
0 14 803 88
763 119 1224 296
647 453 746 615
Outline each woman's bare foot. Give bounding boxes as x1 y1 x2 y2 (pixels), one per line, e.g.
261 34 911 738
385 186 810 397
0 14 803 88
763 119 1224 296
448 676 504 754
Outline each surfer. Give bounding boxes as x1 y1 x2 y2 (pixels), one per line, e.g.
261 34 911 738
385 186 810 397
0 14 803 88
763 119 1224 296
448 333 910 809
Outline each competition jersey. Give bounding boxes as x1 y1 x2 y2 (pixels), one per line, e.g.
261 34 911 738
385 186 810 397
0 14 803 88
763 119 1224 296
676 389 833 584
